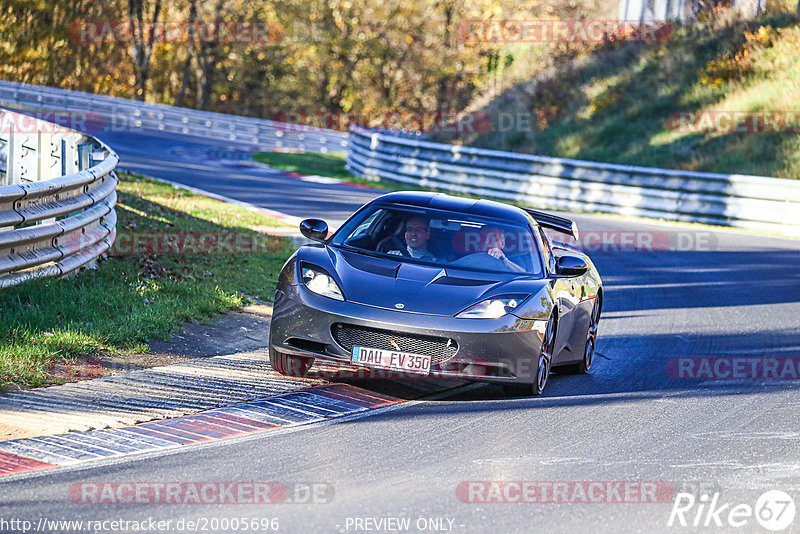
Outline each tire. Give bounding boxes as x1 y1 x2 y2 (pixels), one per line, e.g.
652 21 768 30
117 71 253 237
558 295 601 375
503 313 556 397
269 346 314 377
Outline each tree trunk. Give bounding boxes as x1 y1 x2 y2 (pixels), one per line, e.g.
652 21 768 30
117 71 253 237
175 0 198 107
195 0 224 110
128 0 162 101
436 0 456 109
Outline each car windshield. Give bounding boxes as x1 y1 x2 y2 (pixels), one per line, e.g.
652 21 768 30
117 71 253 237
330 204 543 276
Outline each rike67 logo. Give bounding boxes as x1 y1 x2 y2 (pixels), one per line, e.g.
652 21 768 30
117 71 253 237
668 490 796 531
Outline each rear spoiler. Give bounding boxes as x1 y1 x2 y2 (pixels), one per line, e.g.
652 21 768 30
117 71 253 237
523 209 579 240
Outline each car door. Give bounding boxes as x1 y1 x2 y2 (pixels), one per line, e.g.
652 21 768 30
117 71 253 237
538 227 582 364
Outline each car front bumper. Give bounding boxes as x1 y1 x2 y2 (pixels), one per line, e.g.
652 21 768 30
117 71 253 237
269 283 548 384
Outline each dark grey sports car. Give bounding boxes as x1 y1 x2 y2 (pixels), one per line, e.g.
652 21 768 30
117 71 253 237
268 191 602 396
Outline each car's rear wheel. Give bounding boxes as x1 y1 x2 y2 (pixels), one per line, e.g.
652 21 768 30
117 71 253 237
503 313 556 397
581 296 601 373
270 347 314 377
558 295 601 375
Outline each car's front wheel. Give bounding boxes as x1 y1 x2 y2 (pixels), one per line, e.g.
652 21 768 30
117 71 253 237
503 313 556 397
270 347 314 377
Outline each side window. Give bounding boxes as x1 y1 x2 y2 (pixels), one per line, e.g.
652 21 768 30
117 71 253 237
351 210 382 239
538 227 555 274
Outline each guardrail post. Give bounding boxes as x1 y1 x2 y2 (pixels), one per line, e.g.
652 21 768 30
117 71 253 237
77 142 92 171
63 138 78 175
37 131 60 226
76 141 100 270
1 121 11 186
37 131 51 181
61 139 68 176
48 132 62 179
12 127 38 184
6 122 17 185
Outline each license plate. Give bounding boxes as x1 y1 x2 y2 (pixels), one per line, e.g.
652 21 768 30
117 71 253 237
351 346 432 375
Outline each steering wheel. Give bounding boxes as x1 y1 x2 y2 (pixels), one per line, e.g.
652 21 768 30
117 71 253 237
377 235 411 257
453 252 506 270
387 236 411 257
486 252 509 268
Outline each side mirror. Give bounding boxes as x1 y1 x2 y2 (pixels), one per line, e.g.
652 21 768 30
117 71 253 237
555 253 588 277
300 218 329 242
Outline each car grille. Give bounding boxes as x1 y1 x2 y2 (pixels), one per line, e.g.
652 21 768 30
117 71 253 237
331 323 458 365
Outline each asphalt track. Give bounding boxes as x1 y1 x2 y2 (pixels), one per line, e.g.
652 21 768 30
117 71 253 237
2 127 800 533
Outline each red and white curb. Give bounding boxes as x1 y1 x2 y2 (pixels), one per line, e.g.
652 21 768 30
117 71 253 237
0 384 401 478
281 171 382 191
0 351 317 438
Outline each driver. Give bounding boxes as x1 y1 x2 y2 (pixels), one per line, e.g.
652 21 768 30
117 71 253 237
387 215 437 261
483 227 525 273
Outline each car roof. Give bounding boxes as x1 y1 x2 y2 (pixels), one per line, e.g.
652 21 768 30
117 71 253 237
371 191 535 226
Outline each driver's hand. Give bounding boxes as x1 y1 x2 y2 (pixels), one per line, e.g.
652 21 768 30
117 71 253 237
488 247 505 259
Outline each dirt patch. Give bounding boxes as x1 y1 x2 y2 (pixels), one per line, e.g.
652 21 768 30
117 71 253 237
106 303 273 370
0 423 37 442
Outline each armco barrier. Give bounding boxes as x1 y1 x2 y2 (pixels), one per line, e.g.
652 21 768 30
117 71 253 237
0 80 348 153
0 108 118 288
346 125 800 236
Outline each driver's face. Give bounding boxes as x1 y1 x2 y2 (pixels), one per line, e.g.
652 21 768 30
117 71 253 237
485 231 505 250
405 216 430 250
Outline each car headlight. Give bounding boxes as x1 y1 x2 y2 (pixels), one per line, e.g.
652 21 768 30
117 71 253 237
301 264 344 301
456 295 529 319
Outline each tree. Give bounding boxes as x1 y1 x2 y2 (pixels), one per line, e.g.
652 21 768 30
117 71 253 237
0 0 589 120
175 0 198 107
128 0 163 101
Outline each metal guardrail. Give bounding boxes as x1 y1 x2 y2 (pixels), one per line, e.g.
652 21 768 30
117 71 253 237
0 80 348 153
346 125 800 236
0 108 118 288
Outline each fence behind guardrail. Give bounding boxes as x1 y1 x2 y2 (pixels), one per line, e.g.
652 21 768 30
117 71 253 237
346 125 800 237
0 108 118 289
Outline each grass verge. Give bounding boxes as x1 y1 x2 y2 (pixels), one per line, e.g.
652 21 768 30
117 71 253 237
0 173 296 389
253 151 354 180
454 12 800 179
252 150 408 190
